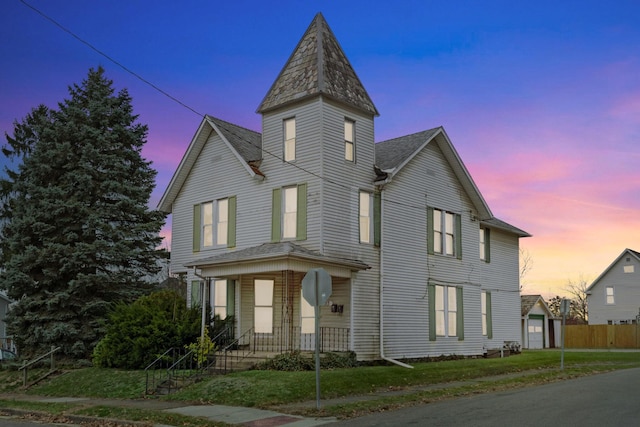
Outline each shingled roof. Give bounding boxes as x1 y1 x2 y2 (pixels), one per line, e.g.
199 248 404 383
375 128 441 171
206 115 262 162
257 13 378 116
185 241 369 271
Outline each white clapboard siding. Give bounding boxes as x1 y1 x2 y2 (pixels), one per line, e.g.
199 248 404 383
379 135 518 358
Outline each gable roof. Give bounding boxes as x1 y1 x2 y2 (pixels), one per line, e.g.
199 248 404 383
157 115 262 213
374 127 529 237
376 126 493 217
586 248 640 293
257 13 378 116
375 128 440 172
521 294 554 317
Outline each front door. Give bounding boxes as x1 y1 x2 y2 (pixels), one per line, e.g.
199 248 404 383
300 290 315 350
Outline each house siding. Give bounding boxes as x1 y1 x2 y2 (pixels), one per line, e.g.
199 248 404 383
587 253 640 325
379 136 522 358
479 228 522 346
381 138 483 358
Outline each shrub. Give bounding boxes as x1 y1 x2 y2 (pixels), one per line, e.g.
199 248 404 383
92 290 201 369
256 351 359 371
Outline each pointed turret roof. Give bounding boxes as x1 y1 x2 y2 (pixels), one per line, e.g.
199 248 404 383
257 13 378 116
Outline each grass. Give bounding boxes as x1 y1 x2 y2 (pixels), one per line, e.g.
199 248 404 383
1 350 639 424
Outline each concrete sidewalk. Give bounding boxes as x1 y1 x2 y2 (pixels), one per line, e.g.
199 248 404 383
0 394 337 426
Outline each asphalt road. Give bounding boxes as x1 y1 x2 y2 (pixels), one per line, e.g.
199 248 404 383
328 367 640 427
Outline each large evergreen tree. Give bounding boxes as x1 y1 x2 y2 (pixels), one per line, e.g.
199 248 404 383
0 67 166 358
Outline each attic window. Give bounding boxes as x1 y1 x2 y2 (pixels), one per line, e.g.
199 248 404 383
624 265 634 273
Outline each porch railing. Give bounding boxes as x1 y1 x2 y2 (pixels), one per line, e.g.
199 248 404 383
215 326 350 373
252 326 350 353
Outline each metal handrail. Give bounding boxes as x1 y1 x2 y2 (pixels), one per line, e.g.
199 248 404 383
144 347 177 394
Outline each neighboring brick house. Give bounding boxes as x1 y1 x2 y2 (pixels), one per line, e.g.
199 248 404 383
158 13 530 362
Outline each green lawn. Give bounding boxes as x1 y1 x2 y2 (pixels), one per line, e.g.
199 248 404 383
1 350 639 423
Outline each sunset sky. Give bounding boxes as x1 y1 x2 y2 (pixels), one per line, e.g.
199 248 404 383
2 1 639 298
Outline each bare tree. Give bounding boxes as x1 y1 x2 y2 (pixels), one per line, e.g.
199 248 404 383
565 275 590 323
547 295 563 317
519 247 533 290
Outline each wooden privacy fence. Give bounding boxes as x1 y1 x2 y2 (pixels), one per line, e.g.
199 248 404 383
565 325 640 349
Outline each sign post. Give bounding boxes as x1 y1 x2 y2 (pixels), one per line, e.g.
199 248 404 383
560 298 570 370
301 268 332 410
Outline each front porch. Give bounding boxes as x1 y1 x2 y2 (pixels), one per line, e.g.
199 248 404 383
188 242 368 359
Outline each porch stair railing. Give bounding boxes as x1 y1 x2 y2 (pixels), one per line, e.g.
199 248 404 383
144 331 230 395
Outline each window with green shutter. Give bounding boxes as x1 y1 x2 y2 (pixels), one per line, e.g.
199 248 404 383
427 207 462 259
430 284 463 339
194 197 236 250
272 184 307 242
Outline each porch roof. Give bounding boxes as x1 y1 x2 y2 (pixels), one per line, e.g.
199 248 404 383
185 242 370 278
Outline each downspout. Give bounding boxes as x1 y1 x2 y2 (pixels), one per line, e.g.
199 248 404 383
379 187 414 369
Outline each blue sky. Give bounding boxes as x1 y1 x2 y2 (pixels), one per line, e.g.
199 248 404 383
2 0 640 296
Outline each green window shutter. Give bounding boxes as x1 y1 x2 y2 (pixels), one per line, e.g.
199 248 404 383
227 196 237 248
455 213 462 260
191 280 201 308
427 207 434 255
227 280 235 318
373 192 381 246
456 287 464 340
486 292 493 339
296 183 307 241
271 188 282 242
193 204 201 252
428 283 436 341
484 228 491 263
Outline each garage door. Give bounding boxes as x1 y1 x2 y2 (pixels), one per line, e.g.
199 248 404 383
528 318 544 349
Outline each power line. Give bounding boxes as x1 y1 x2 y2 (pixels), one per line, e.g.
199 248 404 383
20 0 203 118
20 0 435 215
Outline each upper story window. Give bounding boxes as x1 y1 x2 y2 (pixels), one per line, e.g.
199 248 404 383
359 191 371 243
358 190 380 246
193 197 236 251
479 228 490 262
284 118 296 162
606 286 615 304
202 198 229 247
428 207 462 259
344 119 355 162
283 186 297 239
271 184 307 242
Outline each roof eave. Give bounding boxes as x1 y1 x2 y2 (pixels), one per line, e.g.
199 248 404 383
186 251 370 272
